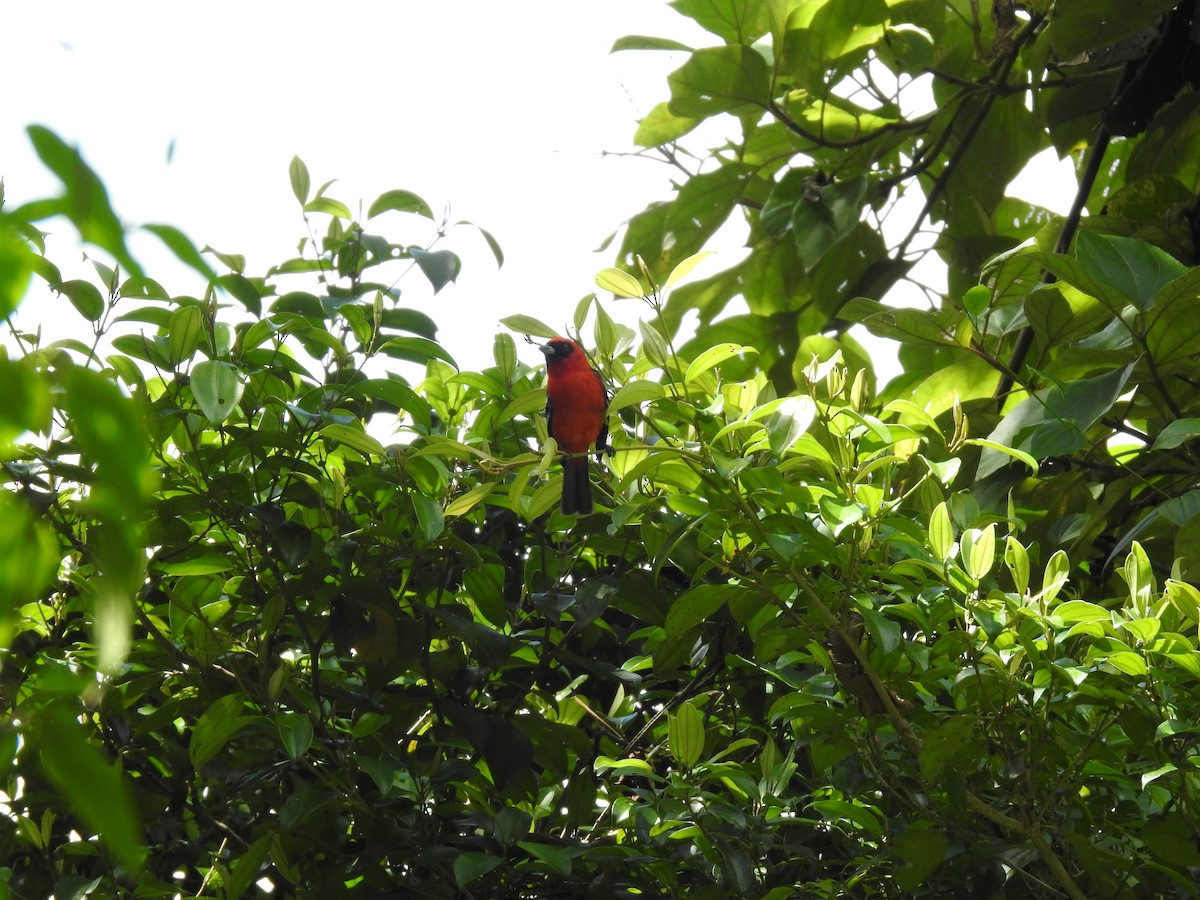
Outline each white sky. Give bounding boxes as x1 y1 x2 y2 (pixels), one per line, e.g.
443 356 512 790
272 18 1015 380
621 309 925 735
2 1 717 367
3 2 1075 376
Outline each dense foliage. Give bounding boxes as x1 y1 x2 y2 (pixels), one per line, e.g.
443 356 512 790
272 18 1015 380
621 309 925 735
4 1 1200 898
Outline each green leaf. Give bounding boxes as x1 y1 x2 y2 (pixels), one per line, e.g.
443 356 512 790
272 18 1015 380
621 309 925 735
809 799 883 838
303 196 352 218
667 45 771 118
277 713 314 761
226 834 272 900
158 555 234 576
1144 267 1200 372
918 715 978 781
595 267 646 299
142 223 217 280
413 494 445 542
1054 600 1109 623
56 278 105 321
368 188 434 220
609 380 665 413
1038 549 1071 604
517 840 574 877
859 605 901 654
634 101 701 147
961 524 996 581
1123 540 1154 613
168 304 204 365
1005 536 1030 596
0 221 38 318
1152 418 1200 451
791 177 871 271
1047 0 1180 59
819 496 863 537
446 483 496 517
975 362 1135 479
965 439 1039 477
190 694 253 769
666 166 749 262
289 155 310 204
351 378 432 429
766 395 816 455
61 366 151 503
611 34 694 52
410 248 460 293
0 495 60 630
190 359 245 424
663 251 715 294
1024 283 1112 346
684 342 755 383
929 502 954 563
668 701 705 769
378 336 457 368
665 584 741 636
1142 812 1200 866
639 320 672 368
1104 650 1147 676
780 0 889 90
453 852 504 888
1027 251 1130 318
500 314 559 339
669 0 766 43
26 125 141 276
320 423 388 458
894 820 948 891
1075 232 1185 310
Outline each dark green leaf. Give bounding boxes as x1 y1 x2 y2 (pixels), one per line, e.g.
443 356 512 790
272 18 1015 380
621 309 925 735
410 248 461 293
377 336 457 368
1047 0 1179 58
893 821 948 891
1075 232 1185 310
978 363 1136 478
55 279 105 321
277 713 314 761
665 584 744 636
214 273 262 315
36 704 145 872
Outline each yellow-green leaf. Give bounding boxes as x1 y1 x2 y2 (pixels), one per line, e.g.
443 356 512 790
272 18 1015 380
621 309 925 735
320 424 387 458
190 359 244 424
929 502 954 563
445 483 496 517
669 702 705 770
684 342 754 384
595 267 646 299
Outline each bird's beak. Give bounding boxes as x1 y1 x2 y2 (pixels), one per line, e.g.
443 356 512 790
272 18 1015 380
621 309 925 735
537 343 554 358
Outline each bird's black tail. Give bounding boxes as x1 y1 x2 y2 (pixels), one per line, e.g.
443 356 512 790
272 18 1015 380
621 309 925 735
560 457 592 515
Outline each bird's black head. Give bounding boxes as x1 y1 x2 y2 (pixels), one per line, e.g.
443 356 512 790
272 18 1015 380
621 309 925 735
539 337 577 362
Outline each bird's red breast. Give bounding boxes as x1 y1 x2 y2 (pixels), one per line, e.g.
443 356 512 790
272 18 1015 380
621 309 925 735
539 337 608 515
540 337 607 455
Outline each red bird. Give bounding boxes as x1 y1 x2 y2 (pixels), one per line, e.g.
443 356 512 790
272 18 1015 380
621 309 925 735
540 337 608 515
